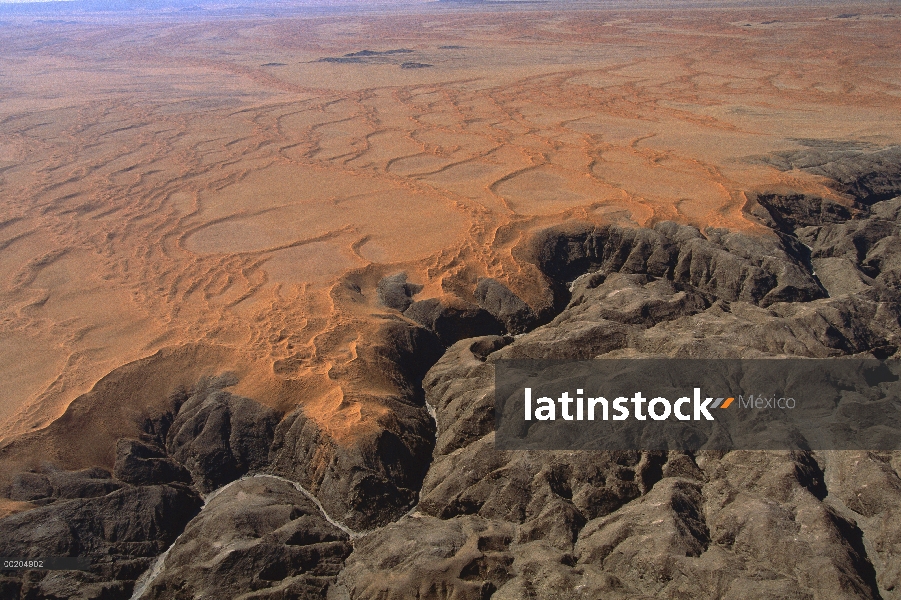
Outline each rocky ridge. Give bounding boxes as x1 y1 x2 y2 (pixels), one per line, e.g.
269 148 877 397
1 144 900 598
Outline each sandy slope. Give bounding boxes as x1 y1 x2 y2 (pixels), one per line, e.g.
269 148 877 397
1 3 899 467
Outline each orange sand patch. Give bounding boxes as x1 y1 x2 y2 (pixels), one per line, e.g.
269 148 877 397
0 499 34 520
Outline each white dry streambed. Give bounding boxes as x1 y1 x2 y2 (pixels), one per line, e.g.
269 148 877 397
129 473 359 599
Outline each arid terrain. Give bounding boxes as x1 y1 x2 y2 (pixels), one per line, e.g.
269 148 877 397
1 2 901 598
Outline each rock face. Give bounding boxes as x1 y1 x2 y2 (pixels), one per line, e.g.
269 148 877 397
2 148 901 599
377 272 423 312
332 169 901 597
404 298 503 346
337 514 517 600
798 196 901 304
474 278 539 334
0 378 281 599
336 394 894 594
760 142 901 204
114 439 192 486
527 218 826 309
165 382 283 493
0 483 202 600
133 477 352 600
6 467 124 506
351 330 895 598
268 318 443 530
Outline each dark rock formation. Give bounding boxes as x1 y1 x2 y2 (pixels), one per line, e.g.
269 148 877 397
797 196 901 305
319 48 417 65
377 272 423 312
269 407 432 532
5 467 123 506
268 318 443 531
114 439 191 486
0 483 202 599
337 514 516 600
318 56 365 64
525 219 825 309
0 380 279 600
751 191 857 230
335 315 897 598
760 142 901 204
404 297 503 346
166 384 282 493
474 278 538 334
346 49 413 56
133 477 352 600
333 158 901 598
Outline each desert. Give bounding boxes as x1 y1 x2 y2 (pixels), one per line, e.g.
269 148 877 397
1 1 901 598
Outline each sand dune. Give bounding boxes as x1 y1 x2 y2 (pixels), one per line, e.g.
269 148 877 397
1 2 900 469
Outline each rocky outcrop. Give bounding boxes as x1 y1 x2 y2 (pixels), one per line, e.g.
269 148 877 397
332 162 901 598
751 191 858 230
269 405 433 532
133 477 352 600
797 196 901 303
165 381 282 493
268 318 443 530
336 317 897 598
759 141 901 204
340 441 888 598
114 439 192 486
404 297 503 346
474 278 539 334
5 467 123 506
525 218 825 309
377 272 423 312
0 378 280 600
336 514 516 600
0 483 202 600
